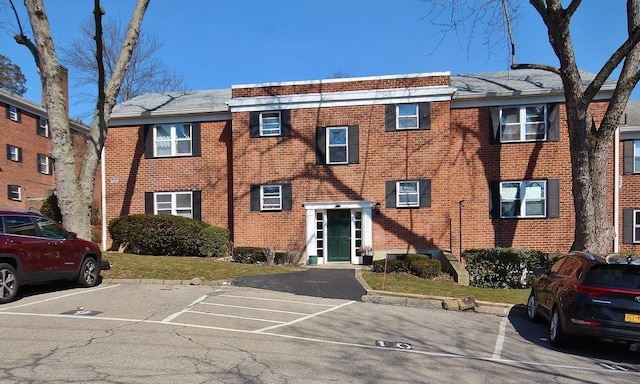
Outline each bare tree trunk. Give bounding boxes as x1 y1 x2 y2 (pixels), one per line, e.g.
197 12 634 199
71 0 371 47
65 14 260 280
17 0 149 241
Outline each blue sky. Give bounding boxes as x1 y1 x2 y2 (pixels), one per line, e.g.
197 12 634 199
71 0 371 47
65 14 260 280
0 1 636 119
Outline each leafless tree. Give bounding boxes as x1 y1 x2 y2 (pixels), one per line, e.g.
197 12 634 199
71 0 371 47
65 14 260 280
11 0 149 240
62 16 186 118
424 0 640 253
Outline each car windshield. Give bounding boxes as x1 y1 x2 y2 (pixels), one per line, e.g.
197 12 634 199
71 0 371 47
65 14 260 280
583 265 640 290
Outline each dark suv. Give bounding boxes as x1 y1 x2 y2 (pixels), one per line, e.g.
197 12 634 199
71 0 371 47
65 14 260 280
0 207 102 304
527 251 640 348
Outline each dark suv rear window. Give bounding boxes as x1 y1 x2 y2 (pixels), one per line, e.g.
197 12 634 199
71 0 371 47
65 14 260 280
2 215 38 236
583 265 640 290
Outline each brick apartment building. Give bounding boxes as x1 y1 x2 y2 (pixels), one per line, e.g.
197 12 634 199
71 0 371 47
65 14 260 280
1 68 91 211
106 68 638 264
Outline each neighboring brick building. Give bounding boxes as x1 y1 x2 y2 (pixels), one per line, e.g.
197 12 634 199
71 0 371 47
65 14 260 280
1 82 91 210
619 99 640 254
106 69 624 264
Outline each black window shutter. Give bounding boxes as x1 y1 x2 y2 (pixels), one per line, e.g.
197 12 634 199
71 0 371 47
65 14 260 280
348 125 359 164
250 184 260 211
6 185 11 199
624 141 635 174
35 116 40 133
144 192 154 214
5 144 10 160
17 147 22 162
547 104 560 141
281 110 292 136
419 102 431 130
282 184 292 211
623 209 634 244
192 191 202 220
547 179 560 218
16 109 21 122
419 179 431 207
316 127 326 165
489 181 500 218
144 125 154 158
385 181 397 208
4 105 9 119
249 112 260 137
191 123 201 157
489 107 500 144
385 105 396 132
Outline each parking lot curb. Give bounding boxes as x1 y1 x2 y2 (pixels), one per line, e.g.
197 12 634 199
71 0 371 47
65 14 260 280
355 268 518 316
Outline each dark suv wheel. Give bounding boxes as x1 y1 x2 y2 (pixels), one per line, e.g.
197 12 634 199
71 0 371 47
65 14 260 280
0 263 19 304
78 257 99 287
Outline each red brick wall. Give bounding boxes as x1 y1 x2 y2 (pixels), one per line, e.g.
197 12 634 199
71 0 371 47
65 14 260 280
104 121 231 239
449 101 612 256
1 105 56 208
231 100 452 251
232 75 449 98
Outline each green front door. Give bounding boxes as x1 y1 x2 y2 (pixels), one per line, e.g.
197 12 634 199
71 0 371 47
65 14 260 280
327 209 351 262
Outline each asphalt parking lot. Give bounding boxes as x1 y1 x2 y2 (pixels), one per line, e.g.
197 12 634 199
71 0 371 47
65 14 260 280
1 281 640 383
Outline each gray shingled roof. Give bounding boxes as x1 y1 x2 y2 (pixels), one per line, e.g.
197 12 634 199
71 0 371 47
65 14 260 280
623 99 640 127
451 69 617 99
109 69 618 119
111 89 232 118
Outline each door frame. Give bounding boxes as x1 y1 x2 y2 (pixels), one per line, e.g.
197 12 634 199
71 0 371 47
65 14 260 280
303 201 374 265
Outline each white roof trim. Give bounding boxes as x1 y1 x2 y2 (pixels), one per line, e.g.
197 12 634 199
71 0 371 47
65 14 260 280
451 89 614 108
232 71 451 89
229 86 456 112
109 112 231 127
302 200 374 210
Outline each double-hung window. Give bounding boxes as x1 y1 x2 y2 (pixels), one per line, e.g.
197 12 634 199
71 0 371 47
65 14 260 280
250 184 292 212
38 117 49 137
37 154 51 175
154 124 192 157
634 210 640 243
7 185 21 201
499 180 546 218
397 104 419 130
154 192 193 218
7 145 21 162
260 185 282 210
397 181 419 207
260 112 281 136
7 105 20 122
327 127 348 164
385 179 431 208
635 141 640 172
499 105 547 142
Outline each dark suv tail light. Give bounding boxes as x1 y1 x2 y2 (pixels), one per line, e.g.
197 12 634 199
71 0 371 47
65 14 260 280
573 284 640 297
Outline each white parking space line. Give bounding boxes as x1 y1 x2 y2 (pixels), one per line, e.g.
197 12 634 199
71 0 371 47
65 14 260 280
219 294 336 307
0 284 120 312
199 302 309 316
256 300 356 332
188 310 285 324
492 317 507 359
161 295 207 323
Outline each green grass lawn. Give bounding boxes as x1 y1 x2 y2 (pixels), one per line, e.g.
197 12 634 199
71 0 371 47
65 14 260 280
101 252 530 305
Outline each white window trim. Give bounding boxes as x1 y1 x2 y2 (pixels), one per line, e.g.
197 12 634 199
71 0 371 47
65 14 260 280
153 124 193 157
634 140 640 173
326 126 349 164
634 209 640 243
8 105 18 122
396 104 419 130
8 145 20 162
396 180 420 207
500 105 547 143
500 180 547 218
38 117 49 137
260 184 282 210
8 185 21 201
259 111 281 136
154 191 193 218
37 154 50 175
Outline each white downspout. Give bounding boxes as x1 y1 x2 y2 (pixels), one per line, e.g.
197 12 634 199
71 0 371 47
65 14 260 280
101 147 107 251
614 126 620 253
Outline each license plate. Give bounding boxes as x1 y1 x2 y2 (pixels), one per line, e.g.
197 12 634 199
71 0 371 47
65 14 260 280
624 313 640 323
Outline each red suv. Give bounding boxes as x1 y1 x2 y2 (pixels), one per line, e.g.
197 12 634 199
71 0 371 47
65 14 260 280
0 207 102 304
